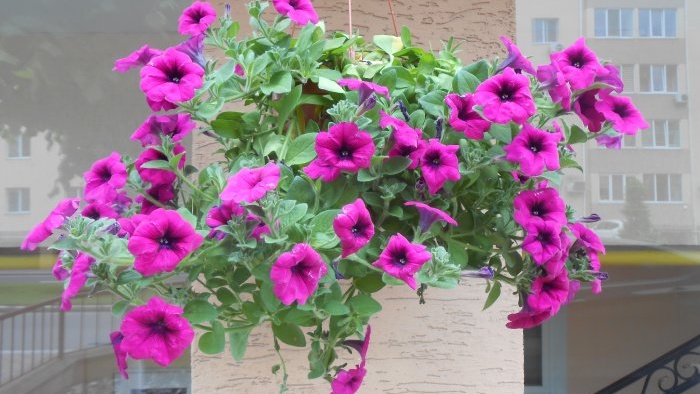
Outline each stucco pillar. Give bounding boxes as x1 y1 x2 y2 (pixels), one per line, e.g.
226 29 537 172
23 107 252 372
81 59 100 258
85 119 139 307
191 0 522 392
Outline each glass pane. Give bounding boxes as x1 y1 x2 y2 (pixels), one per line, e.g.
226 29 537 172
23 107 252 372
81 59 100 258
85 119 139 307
595 9 607 37
651 9 664 36
608 9 620 37
533 20 544 42
524 326 543 386
639 9 650 37
657 174 670 201
643 174 655 200
654 122 666 147
651 65 664 92
666 65 678 92
639 65 651 91
621 9 633 37
668 121 681 147
612 175 624 201
547 20 558 42
600 175 610 200
665 9 677 37
670 175 682 201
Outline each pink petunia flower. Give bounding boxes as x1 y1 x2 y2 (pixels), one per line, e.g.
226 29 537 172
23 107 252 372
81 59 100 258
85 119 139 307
246 214 271 241
110 331 129 379
573 89 605 133
136 183 176 214
61 253 95 311
52 253 69 281
569 222 606 255
303 159 342 182
119 296 195 367
332 325 371 394
206 200 245 238
595 64 624 93
113 45 163 73
536 61 572 111
550 37 606 90
522 221 562 265
234 64 245 77
495 36 536 75
404 201 457 233
419 139 460 194
81 202 119 220
118 214 149 238
135 144 186 187
316 122 375 172
21 198 80 250
505 304 555 329
220 162 280 203
504 124 561 177
139 48 204 112
333 199 375 258
513 188 567 230
373 233 432 290
594 91 648 135
83 152 127 204
270 243 328 305
337 78 391 103
527 269 570 312
178 1 217 36
473 67 535 124
273 0 319 25
595 135 622 150
175 34 206 68
127 209 203 276
444 93 491 140
380 111 425 170
131 114 196 147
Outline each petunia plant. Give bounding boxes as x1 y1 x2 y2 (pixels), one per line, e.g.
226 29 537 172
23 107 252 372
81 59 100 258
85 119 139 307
23 0 648 392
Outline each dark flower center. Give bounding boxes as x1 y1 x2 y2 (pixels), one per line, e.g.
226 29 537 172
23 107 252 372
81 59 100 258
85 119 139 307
150 319 169 335
570 52 586 69
337 145 353 160
528 137 544 153
498 83 518 102
458 103 472 121
99 168 112 183
531 203 544 217
166 67 184 84
613 103 629 118
289 0 299 8
159 236 173 249
351 220 369 237
392 250 409 266
425 151 441 167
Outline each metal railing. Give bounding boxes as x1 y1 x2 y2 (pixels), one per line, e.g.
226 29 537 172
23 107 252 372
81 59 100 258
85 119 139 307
595 334 700 394
0 291 119 387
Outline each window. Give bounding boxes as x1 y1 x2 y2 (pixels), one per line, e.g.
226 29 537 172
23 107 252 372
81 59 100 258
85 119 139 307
6 130 31 158
594 9 633 38
643 174 682 202
533 19 558 43
639 64 678 93
6 188 30 213
639 9 677 38
641 120 681 148
618 64 635 92
621 134 636 148
599 174 629 202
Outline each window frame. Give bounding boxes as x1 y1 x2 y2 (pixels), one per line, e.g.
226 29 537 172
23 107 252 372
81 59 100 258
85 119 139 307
6 131 31 159
594 8 634 38
641 120 681 149
643 174 683 203
532 18 559 44
599 174 630 202
639 8 677 38
639 64 678 93
6 187 31 214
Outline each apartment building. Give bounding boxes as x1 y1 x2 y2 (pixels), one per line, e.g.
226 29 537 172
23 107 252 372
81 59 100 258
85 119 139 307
518 0 699 245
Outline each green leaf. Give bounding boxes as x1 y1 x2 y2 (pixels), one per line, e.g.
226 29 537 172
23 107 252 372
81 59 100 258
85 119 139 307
418 90 447 118
284 133 318 166
111 300 130 317
184 299 219 324
465 59 491 81
261 71 293 95
347 294 382 316
48 237 79 251
176 207 198 229
487 123 512 144
211 111 247 139
354 273 385 293
310 210 340 234
281 203 308 228
567 125 588 145
216 288 237 306
272 322 307 347
139 160 171 170
322 300 350 316
229 329 252 362
357 168 379 182
317 76 345 93
400 26 412 47
273 84 302 123
286 176 316 206
116 270 142 285
504 252 524 276
199 322 226 354
381 156 412 175
215 61 237 84
541 171 562 185
453 68 481 94
373 35 403 55
483 280 501 310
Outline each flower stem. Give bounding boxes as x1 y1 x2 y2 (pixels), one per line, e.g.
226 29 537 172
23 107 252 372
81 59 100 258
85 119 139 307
273 337 289 393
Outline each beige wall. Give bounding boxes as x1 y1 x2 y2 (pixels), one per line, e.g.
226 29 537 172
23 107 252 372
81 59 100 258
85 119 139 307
192 0 523 392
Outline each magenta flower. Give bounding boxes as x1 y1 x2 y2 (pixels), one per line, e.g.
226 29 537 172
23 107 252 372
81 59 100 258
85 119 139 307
595 135 622 150
473 67 535 124
373 233 432 290
175 34 206 68
522 221 562 265
127 209 203 276
574 89 605 132
21 198 80 250
234 64 245 77
52 254 69 281
118 214 149 238
206 200 245 236
83 152 127 203
81 202 119 220
527 269 570 312
332 325 371 393
333 199 375 258
303 159 342 182
120 297 194 367
273 0 319 25
595 64 624 93
61 253 95 311
131 114 196 147
247 214 271 241
536 61 572 111
506 305 555 329
595 91 648 135
513 188 567 230
495 36 536 75
444 93 491 139
135 144 186 187
220 162 280 203
136 183 176 214
404 201 457 233
110 331 129 379
178 1 217 36
381 111 425 170
569 223 606 255
270 243 328 305
139 48 204 111
419 139 460 194
550 37 606 90
503 124 561 177
305 122 375 180
113 45 163 73
338 78 391 103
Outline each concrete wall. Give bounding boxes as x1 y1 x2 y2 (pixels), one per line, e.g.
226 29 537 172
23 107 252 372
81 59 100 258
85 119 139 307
191 1 523 392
